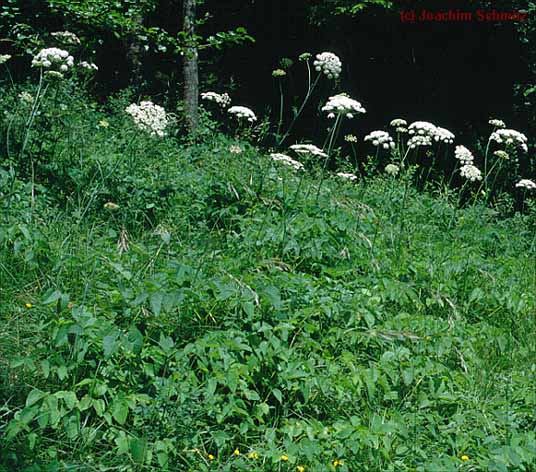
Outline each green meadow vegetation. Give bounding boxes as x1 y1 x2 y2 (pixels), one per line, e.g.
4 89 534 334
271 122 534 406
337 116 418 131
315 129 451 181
1 42 536 472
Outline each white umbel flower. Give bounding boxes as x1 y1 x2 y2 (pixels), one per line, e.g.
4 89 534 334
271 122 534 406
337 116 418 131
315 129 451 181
79 61 98 71
434 126 455 144
489 129 528 152
364 130 395 150
407 135 432 149
51 31 81 45
385 163 400 176
322 93 366 119
32 47 74 71
455 145 474 165
290 144 327 158
516 179 536 190
408 121 438 137
390 118 407 127
489 119 506 128
336 172 358 181
270 153 304 171
18 92 34 105
313 52 342 79
460 164 482 182
228 105 257 123
125 100 168 137
201 91 231 108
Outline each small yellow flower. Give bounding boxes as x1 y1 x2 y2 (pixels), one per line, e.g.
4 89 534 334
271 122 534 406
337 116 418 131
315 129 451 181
461 455 470 461
297 466 305 472
208 454 215 461
248 452 258 459
333 459 343 467
98 119 109 128
233 448 240 456
281 455 289 461
25 303 32 308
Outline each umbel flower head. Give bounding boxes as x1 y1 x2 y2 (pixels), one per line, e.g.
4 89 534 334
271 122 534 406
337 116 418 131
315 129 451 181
489 118 506 128
32 47 74 72
336 172 358 181
313 52 342 79
364 130 395 149
455 145 474 165
407 135 432 149
390 118 407 127
434 126 455 144
201 91 231 108
408 121 438 138
125 100 168 137
460 164 482 182
322 93 366 119
390 118 408 133
228 105 257 123
270 153 304 170
79 61 98 71
385 163 400 176
516 179 536 190
290 144 328 158
489 128 528 152
51 31 81 46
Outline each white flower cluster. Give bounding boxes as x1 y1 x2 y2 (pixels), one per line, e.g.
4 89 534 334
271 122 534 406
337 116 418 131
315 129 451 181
125 101 168 137
390 118 408 133
460 164 482 182
489 129 528 152
322 93 366 119
408 121 454 144
408 121 438 137
201 91 231 108
336 172 358 181
228 105 257 122
364 131 395 149
31 48 74 72
0 54 11 64
270 153 304 171
229 145 242 154
390 118 407 127
434 126 455 144
290 144 327 158
18 92 34 105
51 31 81 45
79 61 98 71
516 179 536 190
455 145 474 165
489 119 505 128
407 135 432 149
385 163 400 176
313 52 342 79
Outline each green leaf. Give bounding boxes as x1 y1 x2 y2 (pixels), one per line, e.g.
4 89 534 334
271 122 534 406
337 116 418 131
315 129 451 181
109 262 132 280
103 331 120 358
26 389 46 407
130 437 148 464
272 388 283 403
262 285 282 309
112 399 129 425
150 291 163 315
43 289 62 305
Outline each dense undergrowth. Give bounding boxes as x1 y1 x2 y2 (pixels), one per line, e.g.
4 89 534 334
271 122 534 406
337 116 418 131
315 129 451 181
1 77 536 472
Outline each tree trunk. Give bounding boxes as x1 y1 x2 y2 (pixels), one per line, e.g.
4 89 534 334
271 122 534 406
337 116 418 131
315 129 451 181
183 0 199 132
126 14 144 87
